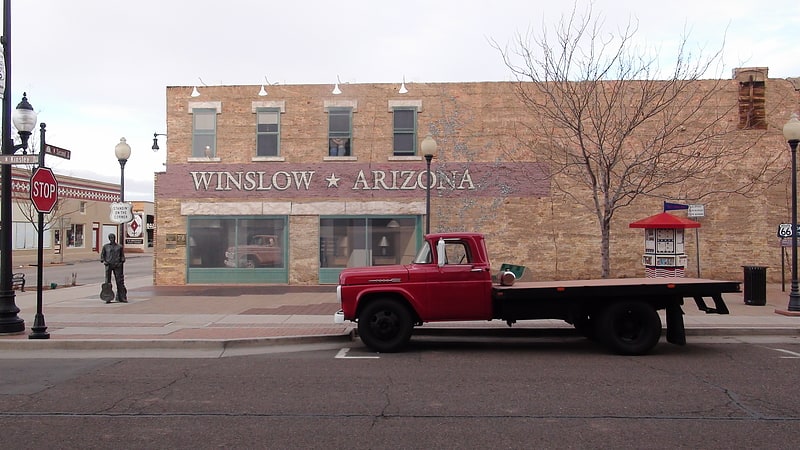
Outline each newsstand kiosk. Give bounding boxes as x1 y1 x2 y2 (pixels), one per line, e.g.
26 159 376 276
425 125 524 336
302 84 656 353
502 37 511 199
629 212 700 277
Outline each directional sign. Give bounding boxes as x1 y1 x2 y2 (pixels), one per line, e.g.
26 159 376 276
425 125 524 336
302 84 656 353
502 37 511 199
45 144 71 160
0 154 37 164
687 204 705 218
30 167 59 213
110 202 133 223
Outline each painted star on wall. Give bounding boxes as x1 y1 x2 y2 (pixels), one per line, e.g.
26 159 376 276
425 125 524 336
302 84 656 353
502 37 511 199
326 173 341 188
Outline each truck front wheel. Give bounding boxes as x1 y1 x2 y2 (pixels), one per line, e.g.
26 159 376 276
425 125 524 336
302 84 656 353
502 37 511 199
357 299 413 353
597 301 662 356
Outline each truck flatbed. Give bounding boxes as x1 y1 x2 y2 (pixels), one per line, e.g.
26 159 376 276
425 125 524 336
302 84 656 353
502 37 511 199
493 277 740 314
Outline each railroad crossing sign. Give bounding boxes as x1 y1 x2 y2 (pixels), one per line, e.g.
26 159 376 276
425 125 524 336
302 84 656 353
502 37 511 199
30 167 59 213
110 202 133 223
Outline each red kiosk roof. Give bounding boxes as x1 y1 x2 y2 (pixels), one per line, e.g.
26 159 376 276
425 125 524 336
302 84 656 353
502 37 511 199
628 212 701 229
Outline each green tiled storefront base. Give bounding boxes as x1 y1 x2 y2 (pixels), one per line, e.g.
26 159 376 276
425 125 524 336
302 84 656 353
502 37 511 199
187 268 289 284
319 268 344 285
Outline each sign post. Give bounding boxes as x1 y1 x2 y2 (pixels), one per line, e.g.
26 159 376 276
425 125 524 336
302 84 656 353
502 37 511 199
688 204 705 277
30 126 57 339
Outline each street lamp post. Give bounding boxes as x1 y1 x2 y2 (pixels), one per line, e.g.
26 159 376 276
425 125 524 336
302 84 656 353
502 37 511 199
0 91 37 334
421 134 437 235
115 137 131 243
783 113 800 312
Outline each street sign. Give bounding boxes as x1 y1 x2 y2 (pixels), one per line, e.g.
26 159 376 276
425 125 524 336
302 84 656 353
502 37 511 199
0 154 37 164
110 202 133 223
45 144 71 160
777 223 800 238
30 167 59 213
687 204 705 218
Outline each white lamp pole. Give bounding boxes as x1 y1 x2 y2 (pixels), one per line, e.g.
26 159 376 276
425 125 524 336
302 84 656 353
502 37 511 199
421 134 437 235
783 114 800 311
114 137 132 244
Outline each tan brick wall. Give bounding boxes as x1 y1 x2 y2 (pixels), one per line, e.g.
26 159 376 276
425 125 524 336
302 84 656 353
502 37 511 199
288 215 319 285
156 77 799 284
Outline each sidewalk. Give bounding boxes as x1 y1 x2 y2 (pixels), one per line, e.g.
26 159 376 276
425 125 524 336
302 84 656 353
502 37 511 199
0 278 798 355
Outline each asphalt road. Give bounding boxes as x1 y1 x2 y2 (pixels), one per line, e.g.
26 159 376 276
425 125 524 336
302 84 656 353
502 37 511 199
1 338 799 448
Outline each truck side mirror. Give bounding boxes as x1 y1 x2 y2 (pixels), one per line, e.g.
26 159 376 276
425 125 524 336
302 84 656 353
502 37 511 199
436 238 446 267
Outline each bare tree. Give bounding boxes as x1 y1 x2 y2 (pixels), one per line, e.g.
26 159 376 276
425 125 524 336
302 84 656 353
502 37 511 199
15 195 71 233
494 4 782 277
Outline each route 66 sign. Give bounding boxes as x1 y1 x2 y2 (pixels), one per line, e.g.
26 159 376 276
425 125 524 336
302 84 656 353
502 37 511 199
777 223 800 238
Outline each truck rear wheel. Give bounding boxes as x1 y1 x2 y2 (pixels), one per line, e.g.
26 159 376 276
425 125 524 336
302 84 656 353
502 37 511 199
597 301 661 356
357 299 413 353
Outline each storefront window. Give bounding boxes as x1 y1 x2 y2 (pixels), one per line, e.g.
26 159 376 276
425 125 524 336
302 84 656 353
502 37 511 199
188 217 286 269
67 224 84 248
320 217 418 268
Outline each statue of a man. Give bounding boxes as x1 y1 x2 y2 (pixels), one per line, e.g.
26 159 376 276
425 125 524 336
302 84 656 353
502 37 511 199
100 233 127 303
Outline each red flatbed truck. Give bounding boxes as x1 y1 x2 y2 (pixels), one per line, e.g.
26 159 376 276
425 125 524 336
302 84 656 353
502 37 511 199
334 232 740 355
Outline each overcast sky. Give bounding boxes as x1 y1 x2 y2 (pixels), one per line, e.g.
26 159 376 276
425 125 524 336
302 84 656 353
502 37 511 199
4 0 799 201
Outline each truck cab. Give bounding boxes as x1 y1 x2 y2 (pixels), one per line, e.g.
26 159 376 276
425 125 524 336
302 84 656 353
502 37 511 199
337 233 493 351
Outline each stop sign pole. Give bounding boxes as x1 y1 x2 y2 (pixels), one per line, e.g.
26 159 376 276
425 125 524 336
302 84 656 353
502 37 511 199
29 124 52 339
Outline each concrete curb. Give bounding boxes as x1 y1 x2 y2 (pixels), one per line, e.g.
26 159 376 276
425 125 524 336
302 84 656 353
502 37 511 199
0 331 356 352
3 327 797 354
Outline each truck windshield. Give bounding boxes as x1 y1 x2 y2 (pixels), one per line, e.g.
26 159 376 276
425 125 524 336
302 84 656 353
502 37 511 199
413 241 432 264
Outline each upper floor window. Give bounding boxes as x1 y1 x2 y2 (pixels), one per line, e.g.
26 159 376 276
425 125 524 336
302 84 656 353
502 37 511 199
256 109 280 156
733 67 768 130
393 108 417 156
193 108 217 158
328 107 352 157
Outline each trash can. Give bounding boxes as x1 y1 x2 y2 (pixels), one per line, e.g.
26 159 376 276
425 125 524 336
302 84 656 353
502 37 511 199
742 265 767 306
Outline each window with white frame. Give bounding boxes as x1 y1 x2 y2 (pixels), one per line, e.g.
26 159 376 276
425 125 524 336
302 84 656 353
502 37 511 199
13 221 52 249
67 224 84 248
256 109 280 156
192 108 217 158
328 107 352 157
393 107 417 155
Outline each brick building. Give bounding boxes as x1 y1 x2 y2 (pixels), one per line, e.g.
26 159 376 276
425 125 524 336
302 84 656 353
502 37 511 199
154 68 798 286
5 169 155 267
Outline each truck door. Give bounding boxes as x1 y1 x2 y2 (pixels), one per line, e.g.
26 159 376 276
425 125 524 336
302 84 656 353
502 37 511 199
425 239 491 320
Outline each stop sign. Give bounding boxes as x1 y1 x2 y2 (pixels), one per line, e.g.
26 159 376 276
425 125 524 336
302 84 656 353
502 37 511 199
30 167 59 213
